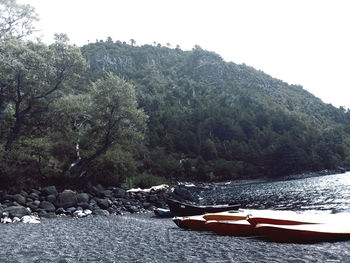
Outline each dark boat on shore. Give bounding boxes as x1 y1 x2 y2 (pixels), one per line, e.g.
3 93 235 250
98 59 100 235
166 199 240 216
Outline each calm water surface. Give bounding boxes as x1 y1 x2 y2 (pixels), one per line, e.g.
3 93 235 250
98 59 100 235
1 172 350 263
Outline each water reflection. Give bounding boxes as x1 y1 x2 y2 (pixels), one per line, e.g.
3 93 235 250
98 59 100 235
202 172 350 214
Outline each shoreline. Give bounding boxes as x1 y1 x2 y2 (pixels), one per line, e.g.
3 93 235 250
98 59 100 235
1 168 348 224
0 184 172 224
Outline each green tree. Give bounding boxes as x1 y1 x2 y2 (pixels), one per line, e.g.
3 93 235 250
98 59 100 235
130 39 136 46
70 73 148 178
0 34 87 151
0 0 38 40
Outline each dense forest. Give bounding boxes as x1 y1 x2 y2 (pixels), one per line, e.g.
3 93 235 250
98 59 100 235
1 0 350 190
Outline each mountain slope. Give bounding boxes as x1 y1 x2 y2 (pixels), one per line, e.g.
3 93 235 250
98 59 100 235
81 41 350 180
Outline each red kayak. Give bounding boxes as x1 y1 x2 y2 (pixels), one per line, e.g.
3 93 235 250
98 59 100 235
247 211 322 226
203 210 248 221
179 215 209 231
205 220 256 236
172 215 209 231
256 223 350 243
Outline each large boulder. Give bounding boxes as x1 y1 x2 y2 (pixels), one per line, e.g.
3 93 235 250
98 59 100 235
55 190 78 209
39 201 56 212
41 186 58 196
3 206 31 218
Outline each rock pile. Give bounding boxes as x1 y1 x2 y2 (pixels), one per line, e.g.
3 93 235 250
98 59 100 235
0 184 178 224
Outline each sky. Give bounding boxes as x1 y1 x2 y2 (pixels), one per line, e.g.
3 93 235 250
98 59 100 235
17 0 350 109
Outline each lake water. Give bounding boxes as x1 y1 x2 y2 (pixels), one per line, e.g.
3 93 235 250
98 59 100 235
1 172 350 262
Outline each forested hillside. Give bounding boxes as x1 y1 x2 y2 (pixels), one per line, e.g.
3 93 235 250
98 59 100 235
80 40 350 182
1 0 350 190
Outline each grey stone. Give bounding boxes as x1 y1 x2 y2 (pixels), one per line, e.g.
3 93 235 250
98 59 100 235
11 201 20 206
3 194 12 201
31 189 41 195
20 190 28 198
92 208 109 216
73 210 86 218
3 206 31 218
143 202 151 209
41 212 56 218
96 198 110 209
56 208 67 214
12 194 26 205
101 190 112 197
39 201 56 212
113 188 126 198
55 190 78 209
148 194 158 203
29 192 40 200
46 194 56 203
174 186 195 201
41 186 58 196
77 202 92 210
76 193 90 203
21 215 40 224
136 193 145 201
66 207 76 214
89 199 97 206
27 202 39 210
89 184 105 197
128 206 139 213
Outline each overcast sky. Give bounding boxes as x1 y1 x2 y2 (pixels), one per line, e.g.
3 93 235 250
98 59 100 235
18 0 350 109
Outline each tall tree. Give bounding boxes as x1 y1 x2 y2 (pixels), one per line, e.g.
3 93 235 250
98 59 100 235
129 39 136 46
0 0 38 133
0 0 38 40
0 34 87 151
69 73 148 178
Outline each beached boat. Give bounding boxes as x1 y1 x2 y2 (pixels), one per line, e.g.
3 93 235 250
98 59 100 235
203 209 319 224
172 215 209 231
205 220 256 236
153 208 174 218
247 211 322 226
203 210 248 221
256 223 350 243
172 217 188 229
166 199 240 217
172 211 248 232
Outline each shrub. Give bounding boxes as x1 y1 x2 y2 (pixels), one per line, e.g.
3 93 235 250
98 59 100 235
127 173 169 189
